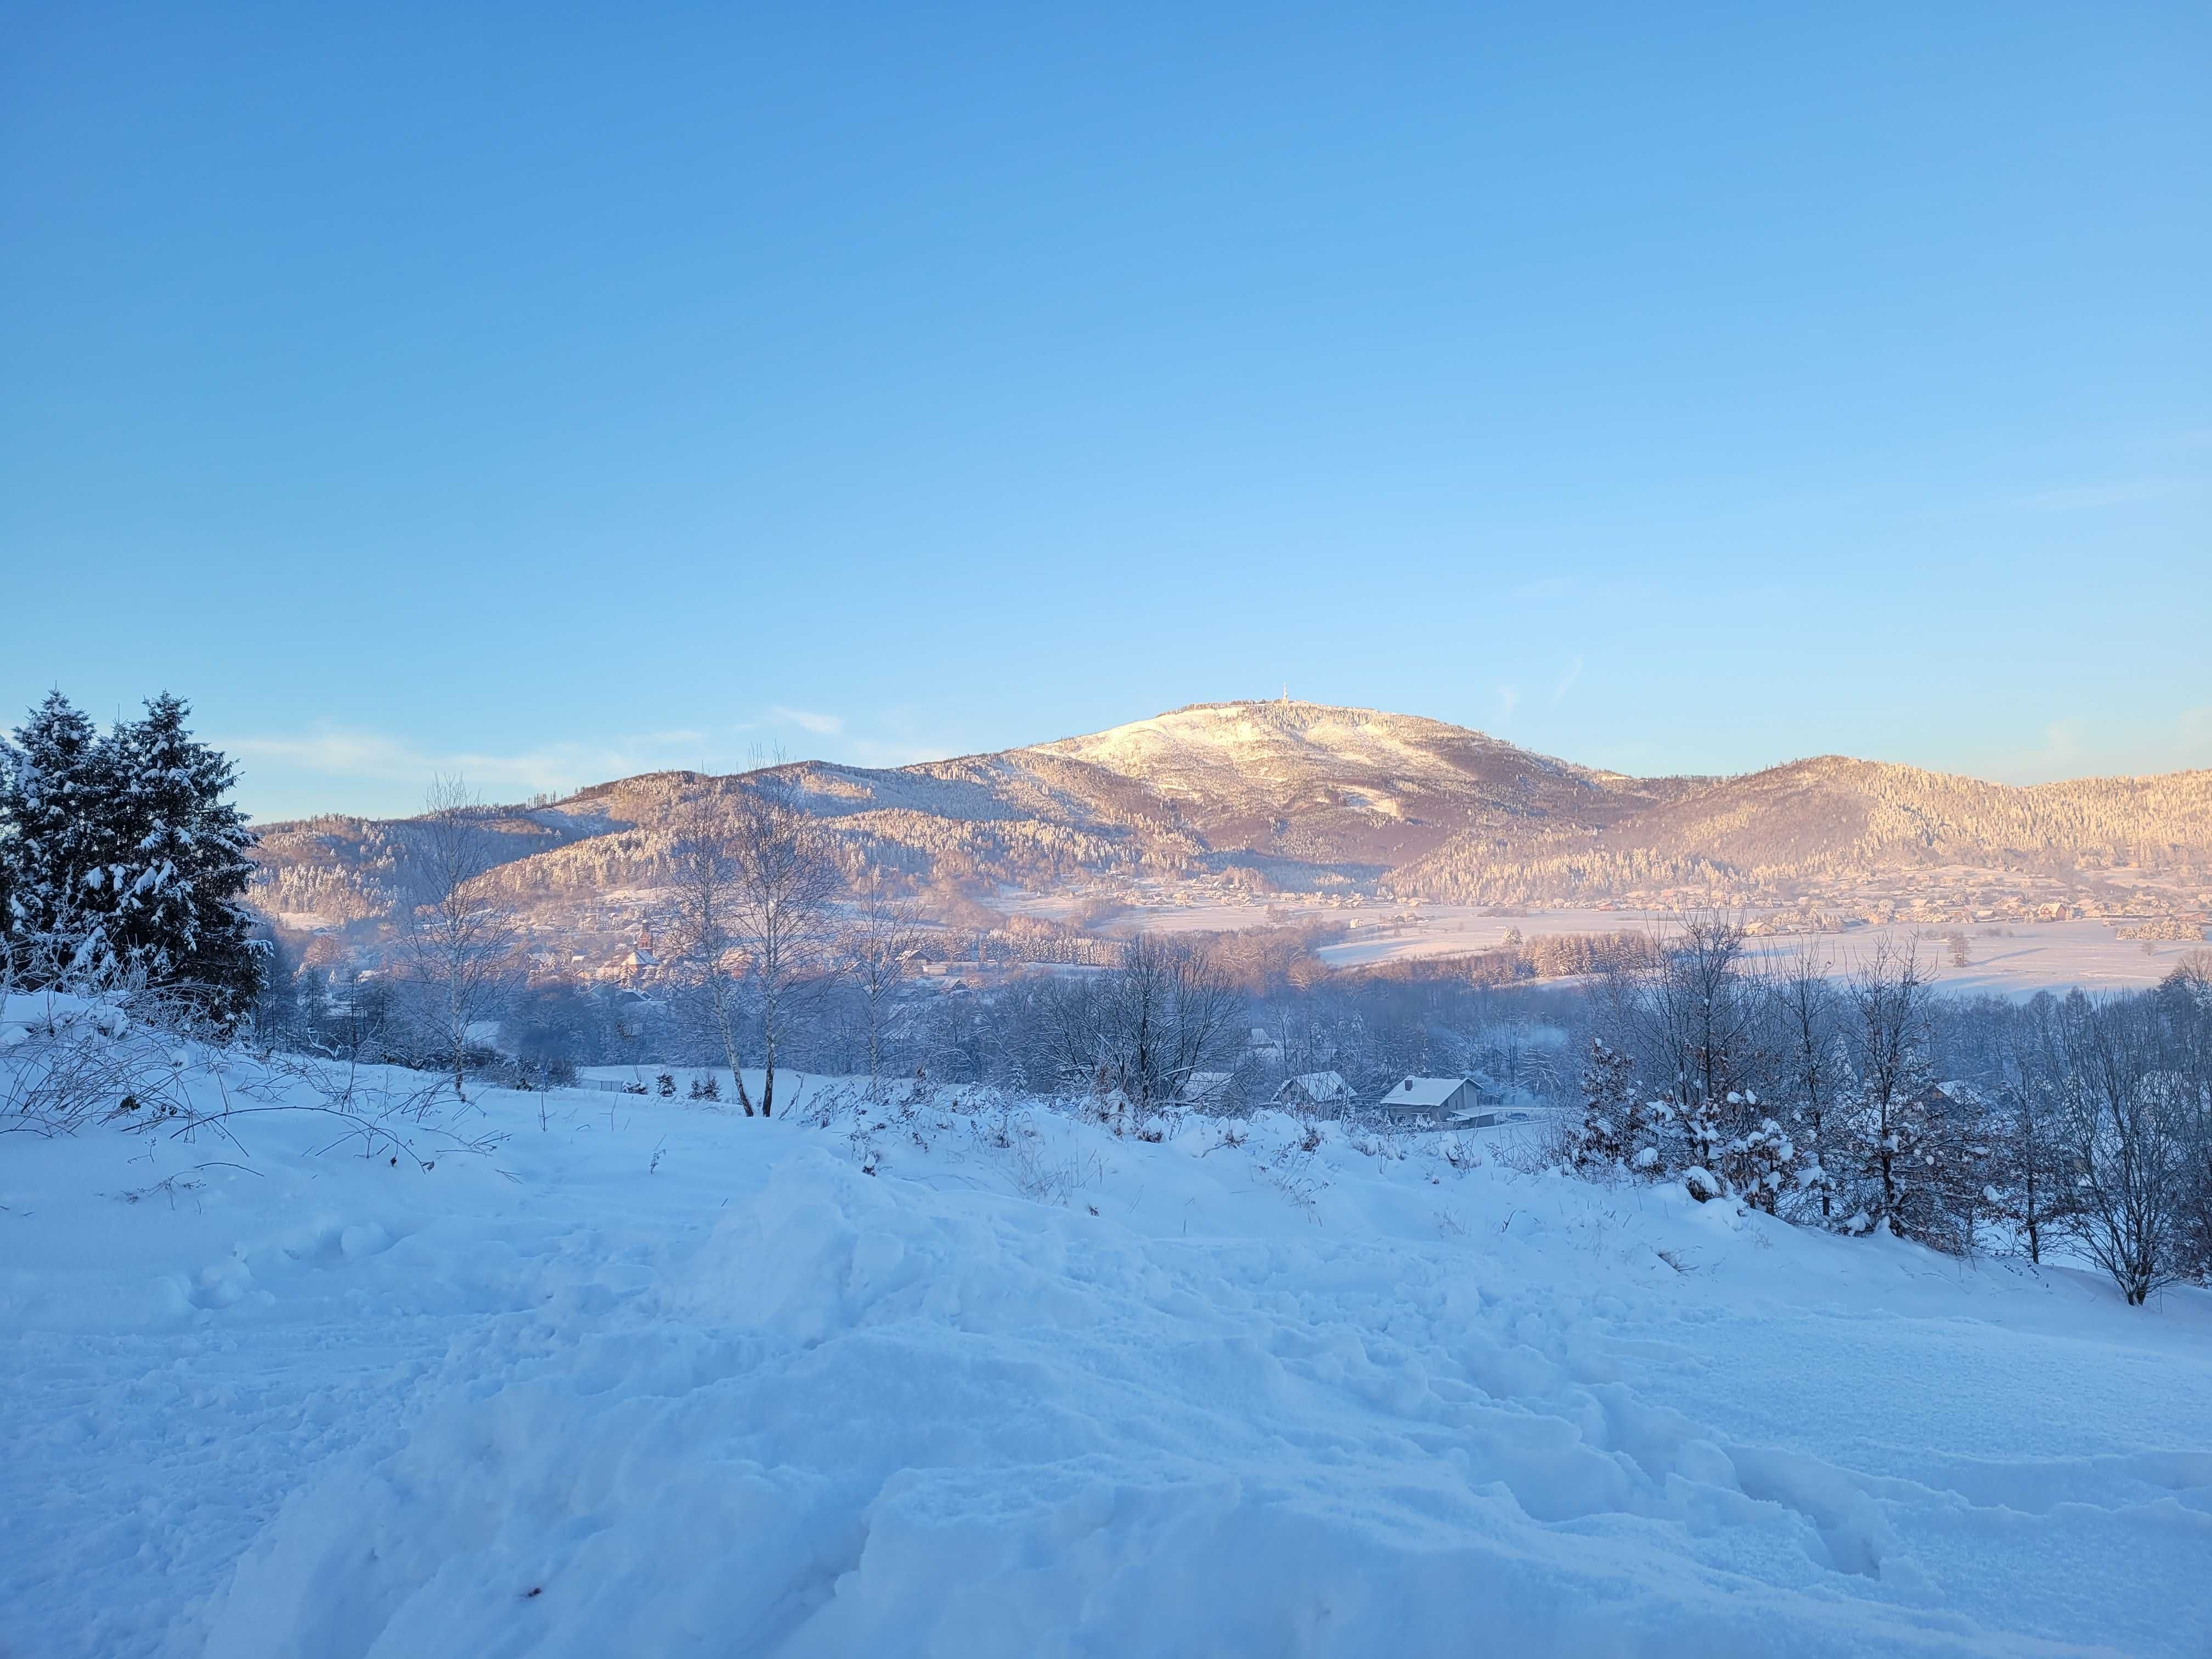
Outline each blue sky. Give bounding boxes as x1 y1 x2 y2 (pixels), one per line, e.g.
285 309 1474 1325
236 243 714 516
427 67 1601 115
4 3 2207 821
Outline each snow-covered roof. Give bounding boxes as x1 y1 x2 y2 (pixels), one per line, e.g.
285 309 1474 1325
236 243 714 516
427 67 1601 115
1277 1070 1352 1101
1385 1076 1470 1108
1181 1071 1236 1102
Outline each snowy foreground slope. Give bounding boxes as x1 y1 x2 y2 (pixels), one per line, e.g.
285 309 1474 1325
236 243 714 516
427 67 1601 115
4 1070 2210 1658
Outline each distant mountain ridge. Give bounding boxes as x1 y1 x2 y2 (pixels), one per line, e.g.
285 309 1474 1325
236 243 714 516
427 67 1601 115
247 701 2212 936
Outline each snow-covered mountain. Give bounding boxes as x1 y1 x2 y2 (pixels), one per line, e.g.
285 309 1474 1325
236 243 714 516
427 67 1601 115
247 701 2212 937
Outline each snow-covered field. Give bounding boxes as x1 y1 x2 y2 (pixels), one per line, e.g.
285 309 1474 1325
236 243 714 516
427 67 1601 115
1294 908 2202 996
5 1060 2210 1658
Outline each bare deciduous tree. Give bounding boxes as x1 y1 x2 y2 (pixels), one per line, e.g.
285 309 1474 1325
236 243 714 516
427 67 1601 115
2053 991 2191 1304
1844 941 1923 1231
1839 943 1964 1243
1990 996 2080 1265
726 784 841 1118
1594 912 1760 1182
397 776 518 1101
1768 943 1845 1221
1651 913 1756 1124
839 865 924 1091
664 809 753 1111
1051 934 1245 1120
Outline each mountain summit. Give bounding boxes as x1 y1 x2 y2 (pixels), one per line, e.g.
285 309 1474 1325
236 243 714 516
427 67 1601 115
1019 700 1679 873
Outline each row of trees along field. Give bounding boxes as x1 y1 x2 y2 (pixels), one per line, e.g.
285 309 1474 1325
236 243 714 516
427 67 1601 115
1 692 262 1023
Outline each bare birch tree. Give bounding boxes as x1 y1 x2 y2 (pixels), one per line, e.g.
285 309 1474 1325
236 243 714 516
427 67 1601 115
397 775 517 1101
726 784 840 1117
664 809 753 1111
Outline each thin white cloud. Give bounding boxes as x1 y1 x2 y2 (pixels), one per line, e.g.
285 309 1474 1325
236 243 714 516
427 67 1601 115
218 726 715 802
220 714 969 820
223 730 425 781
1551 655 1584 705
1497 686 1520 720
769 706 845 737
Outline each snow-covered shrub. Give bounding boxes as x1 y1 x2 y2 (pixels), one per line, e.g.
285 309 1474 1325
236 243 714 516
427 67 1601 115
1725 1117 1798 1214
1434 1133 1481 1173
1 983 205 1136
1682 1093 1728 1183
1788 1152 1840 1224
1251 1125 1326 1214
1564 1041 1683 1183
1566 1039 1641 1173
1343 1112 1413 1161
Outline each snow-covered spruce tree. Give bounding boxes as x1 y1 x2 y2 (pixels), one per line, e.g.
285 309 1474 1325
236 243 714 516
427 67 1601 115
99 695 263 1022
1 692 261 1022
0 691 123 983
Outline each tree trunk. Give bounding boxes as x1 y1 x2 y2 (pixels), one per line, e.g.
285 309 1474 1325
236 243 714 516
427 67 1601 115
712 981 755 1115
